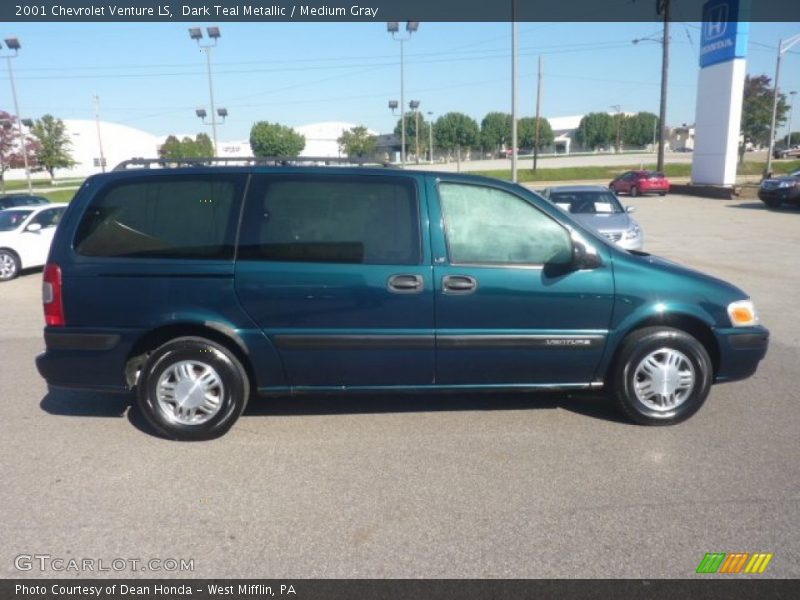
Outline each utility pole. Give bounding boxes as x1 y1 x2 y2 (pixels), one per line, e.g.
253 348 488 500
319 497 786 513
533 55 543 171
427 111 434 164
657 0 670 173
511 2 518 183
93 94 106 173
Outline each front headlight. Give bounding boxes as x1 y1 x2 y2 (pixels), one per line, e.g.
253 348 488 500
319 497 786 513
778 180 794 188
727 299 758 327
623 223 641 240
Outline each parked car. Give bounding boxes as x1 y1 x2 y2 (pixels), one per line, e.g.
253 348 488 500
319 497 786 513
758 169 800 208
772 145 800 160
609 170 670 196
0 204 67 281
0 194 50 210
36 162 768 440
541 185 643 251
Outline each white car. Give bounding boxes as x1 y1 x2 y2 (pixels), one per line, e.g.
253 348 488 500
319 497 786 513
0 204 67 281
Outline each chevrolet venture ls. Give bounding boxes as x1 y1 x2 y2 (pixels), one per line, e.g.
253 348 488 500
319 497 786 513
36 164 769 440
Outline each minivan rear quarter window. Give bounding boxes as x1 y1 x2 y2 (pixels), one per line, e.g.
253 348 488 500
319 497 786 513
239 175 421 265
75 175 244 259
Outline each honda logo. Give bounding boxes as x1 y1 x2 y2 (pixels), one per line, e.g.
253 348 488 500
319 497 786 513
705 3 728 40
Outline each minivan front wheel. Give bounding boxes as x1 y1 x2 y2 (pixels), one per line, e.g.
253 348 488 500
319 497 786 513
611 327 712 425
137 337 249 440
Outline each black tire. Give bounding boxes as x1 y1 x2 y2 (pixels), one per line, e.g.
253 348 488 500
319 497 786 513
659 191 667 196
0 249 21 281
630 185 639 197
136 337 249 441
611 327 713 426
761 197 782 209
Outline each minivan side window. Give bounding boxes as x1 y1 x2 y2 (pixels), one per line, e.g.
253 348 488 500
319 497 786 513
238 176 421 265
439 182 572 265
75 176 243 259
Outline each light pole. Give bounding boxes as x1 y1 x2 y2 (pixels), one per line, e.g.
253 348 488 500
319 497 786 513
787 91 798 147
388 100 400 162
409 100 420 164
93 94 106 173
387 21 418 167
427 111 434 164
1 37 32 194
611 104 622 153
765 33 800 176
195 107 228 154
189 26 221 155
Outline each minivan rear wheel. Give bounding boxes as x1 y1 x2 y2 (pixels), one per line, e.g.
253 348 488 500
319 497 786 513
136 337 249 440
611 327 712 425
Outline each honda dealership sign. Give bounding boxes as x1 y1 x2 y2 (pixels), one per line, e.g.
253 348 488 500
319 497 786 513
692 0 749 186
699 0 749 68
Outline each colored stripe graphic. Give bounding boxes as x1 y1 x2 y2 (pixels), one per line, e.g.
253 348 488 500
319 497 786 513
744 553 773 574
697 552 773 574
719 553 749 574
697 553 727 574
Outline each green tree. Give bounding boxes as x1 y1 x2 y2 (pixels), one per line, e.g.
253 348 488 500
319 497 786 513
480 112 512 155
249 121 306 157
159 134 214 160
30 114 75 179
0 111 38 192
194 133 214 157
158 135 183 160
620 112 659 147
518 116 554 150
741 74 789 147
434 112 479 161
394 112 428 160
576 112 616 150
338 125 377 158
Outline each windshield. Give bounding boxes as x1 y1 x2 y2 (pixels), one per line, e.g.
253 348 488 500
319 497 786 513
550 191 624 215
0 210 33 232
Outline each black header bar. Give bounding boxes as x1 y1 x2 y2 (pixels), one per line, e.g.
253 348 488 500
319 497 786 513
3 0 799 22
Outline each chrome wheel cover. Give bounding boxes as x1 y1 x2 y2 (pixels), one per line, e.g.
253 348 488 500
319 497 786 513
0 253 16 280
155 360 224 425
633 347 695 412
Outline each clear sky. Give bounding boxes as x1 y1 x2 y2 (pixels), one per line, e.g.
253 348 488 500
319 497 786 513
3 21 799 141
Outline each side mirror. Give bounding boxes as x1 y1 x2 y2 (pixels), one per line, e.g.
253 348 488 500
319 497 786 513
625 205 635 213
25 223 42 233
572 241 602 270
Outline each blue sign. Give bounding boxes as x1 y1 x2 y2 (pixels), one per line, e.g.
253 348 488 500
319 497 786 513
699 0 749 68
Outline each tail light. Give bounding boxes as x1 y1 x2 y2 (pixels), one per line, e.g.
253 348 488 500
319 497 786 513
43 263 65 327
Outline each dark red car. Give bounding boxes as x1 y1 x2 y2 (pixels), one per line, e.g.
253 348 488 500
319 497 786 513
609 170 670 197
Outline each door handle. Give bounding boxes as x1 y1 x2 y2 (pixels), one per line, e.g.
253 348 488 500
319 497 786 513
442 275 477 294
387 274 424 293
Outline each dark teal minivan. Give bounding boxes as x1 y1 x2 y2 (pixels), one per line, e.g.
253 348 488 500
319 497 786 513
36 164 769 440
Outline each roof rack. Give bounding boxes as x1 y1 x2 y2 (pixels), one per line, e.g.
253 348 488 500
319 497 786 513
113 156 399 171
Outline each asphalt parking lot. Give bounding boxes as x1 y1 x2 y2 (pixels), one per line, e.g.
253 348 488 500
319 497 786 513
1 193 798 579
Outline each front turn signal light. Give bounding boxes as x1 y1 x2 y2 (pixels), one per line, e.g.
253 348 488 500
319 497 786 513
728 300 757 327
